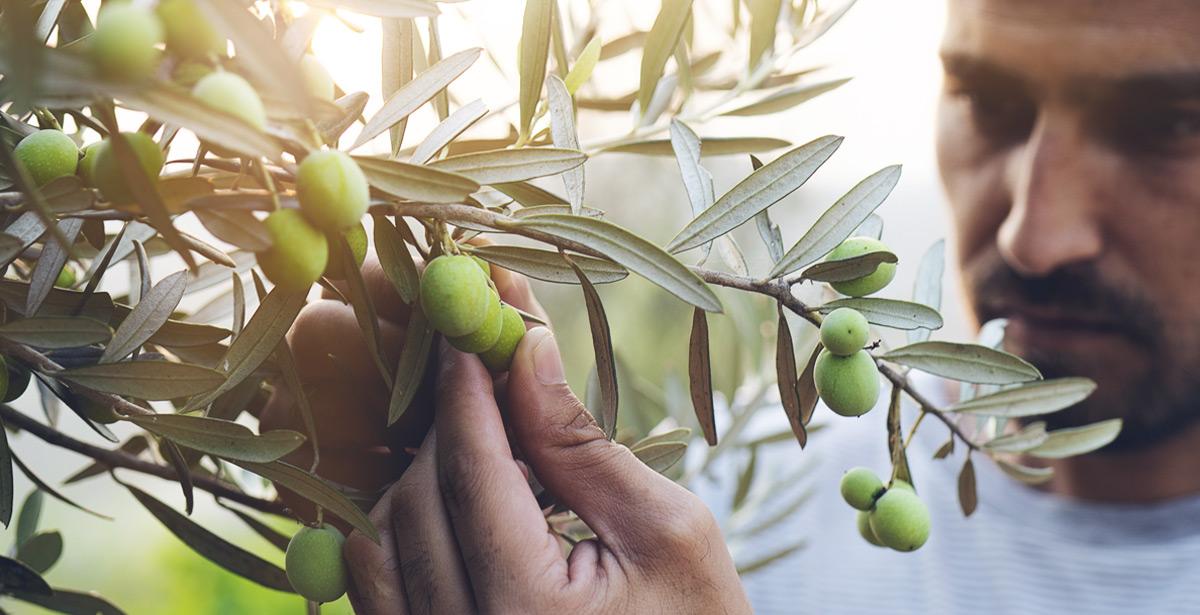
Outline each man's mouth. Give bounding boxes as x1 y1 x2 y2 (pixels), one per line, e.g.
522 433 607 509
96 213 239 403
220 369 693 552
981 301 1132 347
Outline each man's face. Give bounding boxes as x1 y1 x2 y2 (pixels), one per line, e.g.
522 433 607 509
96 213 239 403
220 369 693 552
937 0 1200 450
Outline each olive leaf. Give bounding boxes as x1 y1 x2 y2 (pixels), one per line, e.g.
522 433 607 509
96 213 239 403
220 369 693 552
337 235 394 388
495 180 568 206
720 78 851 116
0 415 11 528
518 0 553 141
668 135 842 254
995 458 1053 485
981 421 1048 453
511 214 722 312
126 414 305 463
630 441 687 474
565 255 618 439
372 214 420 304
948 378 1097 417
410 98 487 165
354 155 480 203
194 210 271 252
0 555 51 597
770 164 903 277
229 459 380 543
546 76 584 213
468 245 628 285
219 503 291 552
601 136 791 156
755 209 785 264
352 48 482 150
638 0 692 113
669 119 716 261
14 530 62 574
1028 418 1122 459
797 343 822 426
8 587 125 615
817 298 943 331
389 307 435 426
799 250 897 283
64 436 149 485
158 439 195 515
736 541 806 576
886 385 912 486
882 341 1041 385
0 316 111 349
747 0 782 69
688 307 717 445
775 305 806 448
958 457 978 517
908 238 945 344
12 453 109 519
429 147 586 185
26 218 82 317
101 270 188 363
59 360 225 400
124 483 292 592
564 35 602 94
306 0 437 18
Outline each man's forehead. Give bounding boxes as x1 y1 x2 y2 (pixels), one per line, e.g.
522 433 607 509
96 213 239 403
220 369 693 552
942 0 1200 82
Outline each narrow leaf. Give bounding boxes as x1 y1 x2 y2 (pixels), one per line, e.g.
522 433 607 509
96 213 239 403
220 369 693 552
352 48 482 150
101 270 188 363
354 156 480 203
518 0 553 140
0 317 111 349
546 76 584 214
26 218 82 316
0 416 11 527
799 251 897 283
883 341 1041 385
601 136 791 156
630 441 686 474
996 458 1054 485
775 305 806 447
372 215 420 304
958 457 978 516
818 298 943 331
565 255 617 439
797 343 821 426
669 136 842 253
982 421 1048 453
337 235 394 387
511 214 721 312
469 245 627 285
388 308 434 425
908 238 945 344
0 556 51 596
410 99 487 164
948 378 1097 418
688 307 717 446
638 0 693 112
230 460 379 543
771 165 902 277
1028 419 1122 459
429 147 586 185
127 414 305 463
721 78 850 116
60 360 225 400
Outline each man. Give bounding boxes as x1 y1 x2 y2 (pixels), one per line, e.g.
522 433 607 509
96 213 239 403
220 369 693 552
262 0 1200 612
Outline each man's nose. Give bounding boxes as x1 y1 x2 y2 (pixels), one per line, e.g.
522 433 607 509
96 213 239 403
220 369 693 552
997 111 1105 277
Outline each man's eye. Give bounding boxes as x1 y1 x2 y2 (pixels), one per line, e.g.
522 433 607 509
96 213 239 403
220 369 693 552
952 88 1036 144
1108 110 1200 155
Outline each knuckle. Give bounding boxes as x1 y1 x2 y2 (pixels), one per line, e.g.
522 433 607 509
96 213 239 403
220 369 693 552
652 495 719 553
436 452 496 517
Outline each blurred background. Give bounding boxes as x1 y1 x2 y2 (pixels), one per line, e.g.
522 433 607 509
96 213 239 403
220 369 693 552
7 0 965 612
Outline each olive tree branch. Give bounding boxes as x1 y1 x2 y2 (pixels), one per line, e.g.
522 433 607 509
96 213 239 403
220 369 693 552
0 338 155 417
387 201 980 451
0 403 288 516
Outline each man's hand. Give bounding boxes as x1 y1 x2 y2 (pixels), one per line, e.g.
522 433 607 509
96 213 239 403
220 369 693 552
343 326 750 614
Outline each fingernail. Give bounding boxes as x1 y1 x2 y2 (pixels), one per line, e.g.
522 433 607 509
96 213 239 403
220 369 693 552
528 327 565 385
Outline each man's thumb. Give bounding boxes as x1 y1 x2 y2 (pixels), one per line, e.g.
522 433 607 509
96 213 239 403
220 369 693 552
506 327 688 539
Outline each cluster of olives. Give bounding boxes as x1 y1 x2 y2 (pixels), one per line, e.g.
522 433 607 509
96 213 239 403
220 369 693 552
840 467 930 552
809 235 897 417
419 255 526 371
285 524 347 603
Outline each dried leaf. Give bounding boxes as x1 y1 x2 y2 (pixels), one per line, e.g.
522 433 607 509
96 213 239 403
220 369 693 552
687 307 717 446
775 305 806 447
565 255 617 439
797 343 821 425
886 384 912 486
958 457 978 517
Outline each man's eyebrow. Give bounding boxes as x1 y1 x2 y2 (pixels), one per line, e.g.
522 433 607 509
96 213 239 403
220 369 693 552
939 52 1026 88
1112 72 1200 100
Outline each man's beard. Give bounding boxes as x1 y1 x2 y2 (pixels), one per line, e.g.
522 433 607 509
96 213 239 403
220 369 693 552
970 260 1200 452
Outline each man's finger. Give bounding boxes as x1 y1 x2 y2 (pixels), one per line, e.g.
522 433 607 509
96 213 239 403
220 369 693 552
504 327 703 556
391 430 477 615
433 342 565 599
344 483 409 615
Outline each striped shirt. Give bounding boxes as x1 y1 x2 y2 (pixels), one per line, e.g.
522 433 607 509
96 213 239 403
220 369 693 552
695 377 1200 615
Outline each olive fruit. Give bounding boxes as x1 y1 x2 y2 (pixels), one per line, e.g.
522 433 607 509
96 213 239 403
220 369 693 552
285 524 348 603
156 0 224 60
868 489 931 552
55 264 77 288
192 71 267 130
820 307 869 356
300 54 335 101
322 223 368 280
448 291 503 353
471 255 491 277
91 132 165 204
13 129 78 187
91 3 163 81
79 142 102 186
857 509 885 547
2 358 30 403
840 467 884 511
78 398 121 424
419 255 491 337
296 150 369 232
172 60 214 88
256 209 329 291
824 236 897 297
479 304 526 372
814 349 880 417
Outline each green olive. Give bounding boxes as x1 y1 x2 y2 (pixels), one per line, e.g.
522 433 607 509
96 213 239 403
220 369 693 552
13 129 78 187
868 488 931 552
839 467 884 511
857 509 885 547
285 524 348 603
91 3 164 81
448 290 503 353
322 223 368 280
479 304 526 372
55 264 77 288
824 236 897 297
300 54 335 101
819 307 869 356
91 132 165 205
296 150 369 232
256 209 329 291
78 142 102 186
156 0 224 60
814 349 880 417
192 71 267 130
419 255 491 337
